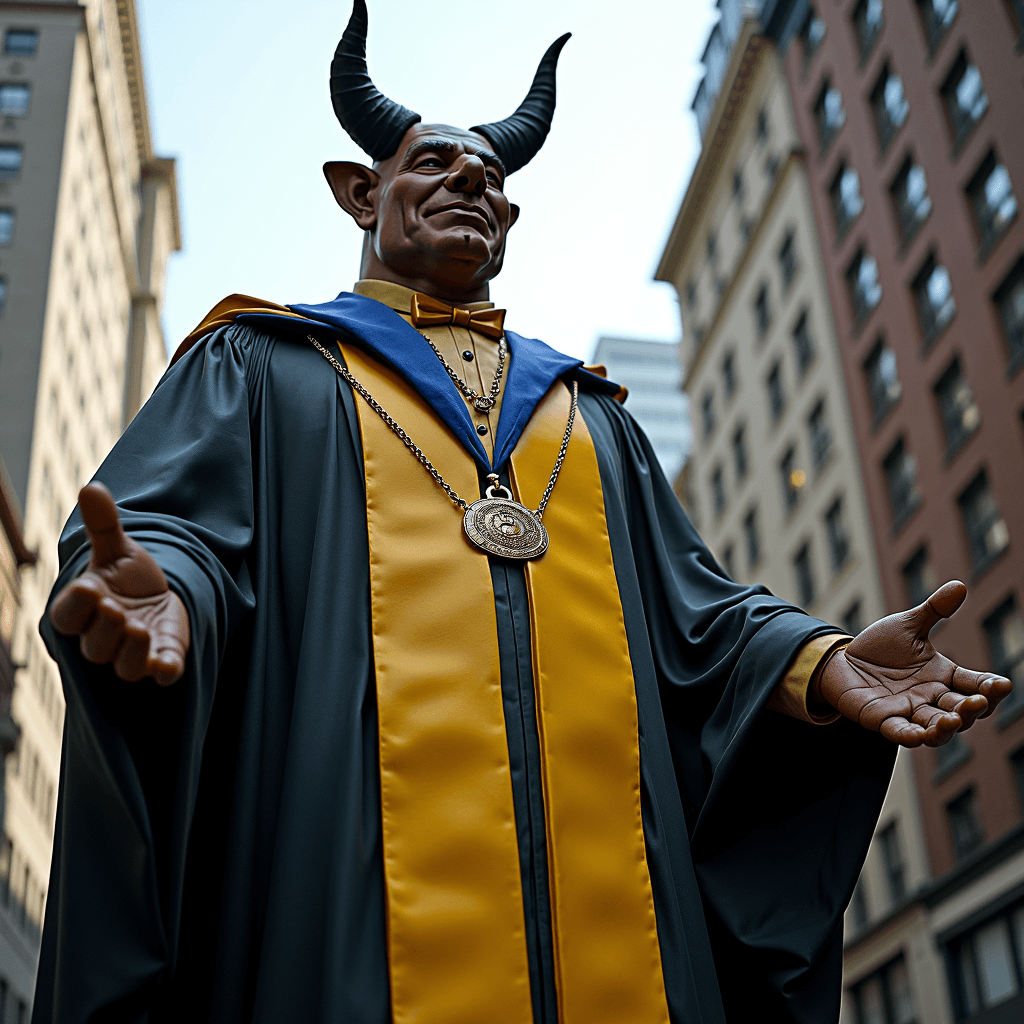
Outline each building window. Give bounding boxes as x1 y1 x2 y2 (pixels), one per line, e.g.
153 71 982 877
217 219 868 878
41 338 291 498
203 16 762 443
3 29 37 57
732 167 744 203
871 65 908 153
851 877 870 930
722 350 736 400
933 356 979 456
890 157 931 244
947 787 984 861
941 50 988 148
824 497 850 571
984 596 1024 699
711 465 726 518
0 208 13 246
916 0 957 52
732 425 748 481
792 310 815 376
722 544 735 580
814 80 846 153
852 0 884 61
842 600 864 636
912 255 956 344
902 546 936 606
764 152 780 182
808 401 833 470
693 324 706 353
830 163 864 238
686 280 697 310
994 256 1024 370
800 7 826 64
793 543 816 607
780 447 804 512
707 231 718 265
766 361 786 421
850 955 916 1024
882 437 920 527
756 107 769 144
778 231 798 290
0 83 30 117
864 338 901 423
966 150 1017 254
744 507 760 569
948 902 1024 1018
701 390 715 439
740 216 754 242
754 283 772 337
878 822 906 905
0 144 23 181
848 249 882 324
0 277 6 316
958 470 1009 571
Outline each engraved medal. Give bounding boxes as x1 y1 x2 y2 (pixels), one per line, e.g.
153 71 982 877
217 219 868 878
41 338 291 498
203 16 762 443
463 483 549 560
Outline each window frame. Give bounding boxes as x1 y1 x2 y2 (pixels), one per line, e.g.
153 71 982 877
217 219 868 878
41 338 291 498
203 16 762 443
889 155 932 246
911 253 957 345
966 149 1018 258
847 248 882 326
814 79 846 154
882 436 921 529
870 64 908 154
2 28 38 58
993 255 1024 373
864 336 902 425
957 469 1009 572
932 355 979 458
915 0 958 55
939 49 988 151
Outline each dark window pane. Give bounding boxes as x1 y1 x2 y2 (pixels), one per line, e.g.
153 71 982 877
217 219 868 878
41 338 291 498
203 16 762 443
722 350 736 399
967 150 1018 252
847 249 882 324
824 497 850 571
722 544 735 580
853 0 884 60
702 390 715 439
0 83 30 117
808 400 833 469
933 357 979 454
744 507 760 569
756 108 769 143
879 822 906 905
842 600 864 636
995 256 1024 369
764 152 780 182
793 542 815 607
732 167 744 202
780 447 804 512
984 597 1024 706
815 79 846 152
912 255 956 343
0 277 6 316
851 876 869 929
732 425 747 481
871 64 908 152
916 0 958 51
864 338 902 422
800 7 826 63
941 50 988 146
902 546 936 606
754 283 772 337
711 465 726 517
882 437 920 524
766 361 786 420
3 30 37 57
830 162 864 237
707 231 717 263
958 470 1009 569
686 279 697 310
779 232 798 290
0 144 23 180
947 788 984 861
890 156 932 244
0 209 12 246
792 310 815 375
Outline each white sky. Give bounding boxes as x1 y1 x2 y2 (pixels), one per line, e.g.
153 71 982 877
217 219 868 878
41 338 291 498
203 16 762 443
135 0 718 363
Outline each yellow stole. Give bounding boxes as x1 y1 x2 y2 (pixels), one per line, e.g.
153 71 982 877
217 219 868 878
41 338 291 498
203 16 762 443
339 340 669 1024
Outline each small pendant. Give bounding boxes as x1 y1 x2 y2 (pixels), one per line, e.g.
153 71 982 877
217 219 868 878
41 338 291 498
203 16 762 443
474 395 495 412
464 495 549 560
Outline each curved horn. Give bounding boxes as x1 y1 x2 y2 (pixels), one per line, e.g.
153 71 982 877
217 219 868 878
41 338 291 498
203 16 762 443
472 33 571 176
330 0 420 161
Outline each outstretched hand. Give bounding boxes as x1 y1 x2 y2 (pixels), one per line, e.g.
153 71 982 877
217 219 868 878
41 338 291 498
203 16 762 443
814 581 1013 748
49 482 190 685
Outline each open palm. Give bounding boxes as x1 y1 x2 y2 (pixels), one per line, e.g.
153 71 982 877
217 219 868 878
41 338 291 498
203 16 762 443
817 581 1013 747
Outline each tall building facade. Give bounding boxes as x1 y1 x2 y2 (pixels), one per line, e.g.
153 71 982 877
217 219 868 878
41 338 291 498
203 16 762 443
592 336 690 482
657 9 947 1023
763 1 1024 1021
0 0 179 1000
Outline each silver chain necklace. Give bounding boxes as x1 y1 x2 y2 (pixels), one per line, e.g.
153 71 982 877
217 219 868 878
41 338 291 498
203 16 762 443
307 335 577 560
421 332 507 413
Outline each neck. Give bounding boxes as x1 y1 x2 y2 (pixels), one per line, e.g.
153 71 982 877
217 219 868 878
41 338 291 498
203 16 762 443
360 251 493 305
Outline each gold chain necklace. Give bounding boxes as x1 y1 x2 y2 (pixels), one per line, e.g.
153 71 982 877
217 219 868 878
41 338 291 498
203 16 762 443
421 332 507 413
308 335 577 560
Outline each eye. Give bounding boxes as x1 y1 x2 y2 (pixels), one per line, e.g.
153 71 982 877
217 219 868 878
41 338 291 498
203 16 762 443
416 156 445 169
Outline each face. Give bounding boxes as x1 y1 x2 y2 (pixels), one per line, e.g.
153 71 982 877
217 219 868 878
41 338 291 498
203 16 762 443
325 124 520 301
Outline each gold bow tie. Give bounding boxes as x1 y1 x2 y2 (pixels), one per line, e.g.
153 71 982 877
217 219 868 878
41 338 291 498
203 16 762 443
410 293 506 340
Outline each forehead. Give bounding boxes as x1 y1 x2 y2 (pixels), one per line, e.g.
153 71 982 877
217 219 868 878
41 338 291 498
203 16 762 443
396 123 494 158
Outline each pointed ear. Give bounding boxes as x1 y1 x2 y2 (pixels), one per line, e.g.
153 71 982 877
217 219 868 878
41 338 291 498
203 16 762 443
508 203 521 229
323 161 380 230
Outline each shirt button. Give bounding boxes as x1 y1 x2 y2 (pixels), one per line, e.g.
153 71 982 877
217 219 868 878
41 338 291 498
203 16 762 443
477 424 488 436
462 350 474 361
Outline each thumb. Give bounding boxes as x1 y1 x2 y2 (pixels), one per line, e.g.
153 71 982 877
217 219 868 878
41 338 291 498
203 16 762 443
912 581 967 635
79 482 130 568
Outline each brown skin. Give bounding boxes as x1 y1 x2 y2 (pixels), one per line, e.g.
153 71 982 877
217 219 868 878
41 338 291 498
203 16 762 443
51 124 1012 745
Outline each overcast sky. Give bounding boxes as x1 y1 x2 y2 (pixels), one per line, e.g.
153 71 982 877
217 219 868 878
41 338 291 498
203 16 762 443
135 0 717 362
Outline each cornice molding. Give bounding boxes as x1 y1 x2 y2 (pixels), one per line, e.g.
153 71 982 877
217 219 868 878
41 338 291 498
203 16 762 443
115 0 152 163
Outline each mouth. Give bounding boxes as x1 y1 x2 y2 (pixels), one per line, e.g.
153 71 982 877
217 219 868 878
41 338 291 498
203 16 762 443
425 202 494 229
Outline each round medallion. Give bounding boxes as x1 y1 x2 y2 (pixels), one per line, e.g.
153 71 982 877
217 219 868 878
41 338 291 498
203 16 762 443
463 497 549 560
474 396 495 412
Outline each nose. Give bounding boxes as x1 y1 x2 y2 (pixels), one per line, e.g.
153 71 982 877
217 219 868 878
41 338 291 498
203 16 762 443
444 154 487 197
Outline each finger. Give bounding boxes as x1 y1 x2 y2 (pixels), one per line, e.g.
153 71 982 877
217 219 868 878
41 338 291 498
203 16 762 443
148 647 185 687
948 665 1013 717
912 581 967 635
79 598 126 664
879 717 926 747
113 620 151 682
79 482 130 569
49 575 104 635
912 706 962 747
147 611 189 687
936 692 988 730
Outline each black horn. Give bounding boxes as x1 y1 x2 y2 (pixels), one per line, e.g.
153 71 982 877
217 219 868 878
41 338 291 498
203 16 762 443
330 0 420 161
472 33 571 176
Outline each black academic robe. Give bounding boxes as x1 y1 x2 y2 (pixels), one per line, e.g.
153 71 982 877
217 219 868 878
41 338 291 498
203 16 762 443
33 309 895 1024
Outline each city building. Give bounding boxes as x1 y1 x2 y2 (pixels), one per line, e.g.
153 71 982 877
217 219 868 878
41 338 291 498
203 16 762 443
763 1 1024 1021
592 336 690 482
657 8 945 1022
0 458 35 1021
0 0 180 1002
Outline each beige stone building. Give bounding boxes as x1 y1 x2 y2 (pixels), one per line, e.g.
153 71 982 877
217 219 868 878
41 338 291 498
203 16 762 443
0 0 179 1001
657 15 946 1022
